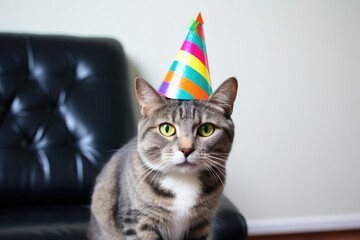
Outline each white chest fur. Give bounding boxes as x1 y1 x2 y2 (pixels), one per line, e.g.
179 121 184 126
160 173 200 239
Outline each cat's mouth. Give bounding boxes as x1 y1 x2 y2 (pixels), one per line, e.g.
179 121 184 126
175 159 196 167
176 161 196 167
173 158 201 174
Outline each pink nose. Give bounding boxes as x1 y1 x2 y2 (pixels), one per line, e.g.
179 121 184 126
180 148 194 157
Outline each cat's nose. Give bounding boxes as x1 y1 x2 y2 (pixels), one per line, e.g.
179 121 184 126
180 148 194 157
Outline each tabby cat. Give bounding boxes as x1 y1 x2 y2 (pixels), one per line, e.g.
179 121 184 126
88 77 238 240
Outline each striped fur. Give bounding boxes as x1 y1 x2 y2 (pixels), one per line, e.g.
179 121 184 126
88 78 238 240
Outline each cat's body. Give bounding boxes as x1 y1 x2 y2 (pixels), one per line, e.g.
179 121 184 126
88 78 238 240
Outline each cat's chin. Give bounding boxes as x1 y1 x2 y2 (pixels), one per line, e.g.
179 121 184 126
172 161 201 175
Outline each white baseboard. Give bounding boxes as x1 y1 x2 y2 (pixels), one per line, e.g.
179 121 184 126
248 214 360 236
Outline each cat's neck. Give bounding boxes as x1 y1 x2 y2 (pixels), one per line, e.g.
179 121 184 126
161 173 200 207
160 172 201 239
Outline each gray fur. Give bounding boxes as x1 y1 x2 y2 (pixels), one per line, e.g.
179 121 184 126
88 77 238 240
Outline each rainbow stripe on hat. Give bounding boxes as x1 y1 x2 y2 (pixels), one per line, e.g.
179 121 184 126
158 13 212 100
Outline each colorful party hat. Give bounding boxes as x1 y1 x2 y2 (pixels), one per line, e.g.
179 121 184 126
158 12 212 100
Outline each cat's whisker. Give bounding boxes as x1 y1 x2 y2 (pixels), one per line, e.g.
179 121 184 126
135 164 152 182
207 160 226 170
134 163 167 195
135 167 154 187
135 161 168 185
148 162 168 186
200 162 218 186
106 149 120 153
203 162 224 189
206 156 227 165
202 155 227 162
203 161 226 188
208 160 226 175
200 152 229 158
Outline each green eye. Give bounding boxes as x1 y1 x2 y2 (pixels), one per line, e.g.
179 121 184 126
198 123 215 137
159 123 176 137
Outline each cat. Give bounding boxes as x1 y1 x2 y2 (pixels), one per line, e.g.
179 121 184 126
88 77 238 240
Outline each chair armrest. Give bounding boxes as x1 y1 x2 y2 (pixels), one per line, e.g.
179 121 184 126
213 196 248 240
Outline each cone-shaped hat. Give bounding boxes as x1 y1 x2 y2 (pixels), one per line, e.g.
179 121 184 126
158 13 212 100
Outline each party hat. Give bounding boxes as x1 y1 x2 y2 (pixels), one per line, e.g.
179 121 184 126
158 12 212 100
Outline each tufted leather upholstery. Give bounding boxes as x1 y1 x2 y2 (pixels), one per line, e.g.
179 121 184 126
0 33 136 207
0 33 247 240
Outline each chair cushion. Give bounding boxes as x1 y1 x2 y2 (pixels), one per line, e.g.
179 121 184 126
0 204 89 240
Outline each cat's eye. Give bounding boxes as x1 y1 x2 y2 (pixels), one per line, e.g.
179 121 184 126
159 123 176 137
198 123 215 137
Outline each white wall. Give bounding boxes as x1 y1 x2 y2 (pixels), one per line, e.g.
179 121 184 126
1 0 360 234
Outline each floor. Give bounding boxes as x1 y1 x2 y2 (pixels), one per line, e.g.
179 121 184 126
248 230 360 240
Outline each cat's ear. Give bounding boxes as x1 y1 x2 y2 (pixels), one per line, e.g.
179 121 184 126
135 77 165 116
208 77 238 117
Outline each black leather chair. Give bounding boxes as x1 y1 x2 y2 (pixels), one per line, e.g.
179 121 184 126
0 33 247 240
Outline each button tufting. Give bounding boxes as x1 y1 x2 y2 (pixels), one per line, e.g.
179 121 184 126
76 62 91 80
20 138 28 148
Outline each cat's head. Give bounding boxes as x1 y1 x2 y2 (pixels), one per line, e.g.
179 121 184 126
135 77 237 175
